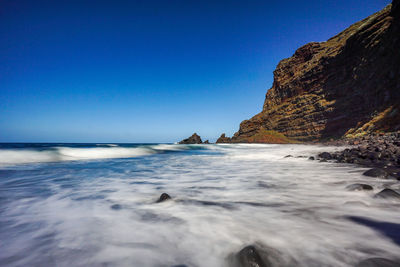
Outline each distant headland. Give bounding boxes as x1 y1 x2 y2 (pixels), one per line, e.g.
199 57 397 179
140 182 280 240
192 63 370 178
181 0 400 145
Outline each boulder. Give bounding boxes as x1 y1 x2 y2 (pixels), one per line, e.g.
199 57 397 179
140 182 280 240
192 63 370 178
179 133 203 144
110 204 122 210
229 243 295 267
346 184 373 191
374 189 400 200
156 193 172 203
236 245 268 267
363 168 389 178
318 152 332 160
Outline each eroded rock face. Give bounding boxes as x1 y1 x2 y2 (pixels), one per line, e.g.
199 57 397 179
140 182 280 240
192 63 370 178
179 133 203 144
229 1 400 142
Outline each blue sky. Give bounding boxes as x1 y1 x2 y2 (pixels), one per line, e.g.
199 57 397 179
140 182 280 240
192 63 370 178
0 0 390 143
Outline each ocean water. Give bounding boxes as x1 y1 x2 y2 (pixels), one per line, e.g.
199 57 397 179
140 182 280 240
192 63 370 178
0 143 399 267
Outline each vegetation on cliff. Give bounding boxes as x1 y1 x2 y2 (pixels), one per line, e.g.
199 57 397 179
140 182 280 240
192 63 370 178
218 0 400 143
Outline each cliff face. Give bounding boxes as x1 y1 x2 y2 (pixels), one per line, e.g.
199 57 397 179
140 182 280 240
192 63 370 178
223 1 400 143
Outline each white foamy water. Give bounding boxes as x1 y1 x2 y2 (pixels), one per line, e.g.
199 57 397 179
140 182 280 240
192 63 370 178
0 145 198 165
0 144 399 267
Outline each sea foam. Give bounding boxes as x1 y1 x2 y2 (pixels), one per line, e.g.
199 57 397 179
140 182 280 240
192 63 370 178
0 144 399 267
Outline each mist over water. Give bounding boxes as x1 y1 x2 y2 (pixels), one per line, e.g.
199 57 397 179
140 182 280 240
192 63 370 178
0 144 399 267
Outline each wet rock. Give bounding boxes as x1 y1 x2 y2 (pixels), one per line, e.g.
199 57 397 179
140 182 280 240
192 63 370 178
179 133 203 144
346 184 373 191
344 201 369 207
236 245 268 267
229 243 295 267
308 156 315 160
203 140 210 144
374 189 400 200
110 204 122 210
318 152 332 160
284 155 293 158
355 257 400 267
156 193 172 203
363 168 389 178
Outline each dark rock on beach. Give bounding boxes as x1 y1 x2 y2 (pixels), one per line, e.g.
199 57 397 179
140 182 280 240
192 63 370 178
156 193 172 203
355 257 400 267
346 184 373 191
179 133 203 144
374 189 400 200
229 243 296 267
363 168 390 178
110 204 122 210
236 245 268 267
317 132 400 176
318 152 333 160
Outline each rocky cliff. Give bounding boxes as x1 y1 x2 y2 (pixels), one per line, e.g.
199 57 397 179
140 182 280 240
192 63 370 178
220 1 400 143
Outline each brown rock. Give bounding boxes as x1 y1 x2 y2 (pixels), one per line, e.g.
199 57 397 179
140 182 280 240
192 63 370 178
216 133 232 143
179 133 203 144
228 2 400 143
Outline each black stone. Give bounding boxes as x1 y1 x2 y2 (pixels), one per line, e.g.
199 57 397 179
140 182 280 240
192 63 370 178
230 244 295 267
318 152 332 160
346 184 373 191
110 204 122 210
363 168 389 178
237 245 268 267
157 193 172 203
374 189 400 200
308 156 315 160
355 257 400 267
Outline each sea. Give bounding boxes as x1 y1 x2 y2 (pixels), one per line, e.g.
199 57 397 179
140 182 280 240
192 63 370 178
0 143 399 267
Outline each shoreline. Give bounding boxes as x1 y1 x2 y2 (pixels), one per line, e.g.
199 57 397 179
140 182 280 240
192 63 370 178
315 132 400 180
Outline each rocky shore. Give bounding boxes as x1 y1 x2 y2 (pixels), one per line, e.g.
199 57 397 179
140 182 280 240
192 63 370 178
312 132 400 203
317 132 400 179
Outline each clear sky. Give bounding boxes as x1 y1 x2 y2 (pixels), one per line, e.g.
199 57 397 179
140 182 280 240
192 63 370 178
0 0 391 143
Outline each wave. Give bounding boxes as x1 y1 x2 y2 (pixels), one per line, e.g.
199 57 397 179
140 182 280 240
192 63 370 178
0 144 199 165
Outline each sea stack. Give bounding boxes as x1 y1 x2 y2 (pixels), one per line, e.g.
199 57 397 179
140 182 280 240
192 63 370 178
179 133 203 144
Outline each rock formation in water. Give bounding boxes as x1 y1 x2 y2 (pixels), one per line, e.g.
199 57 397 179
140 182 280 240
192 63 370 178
216 133 231 143
218 0 400 143
179 133 203 144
